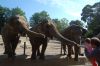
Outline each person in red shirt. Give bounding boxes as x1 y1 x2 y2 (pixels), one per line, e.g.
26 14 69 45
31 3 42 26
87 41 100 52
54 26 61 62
84 38 97 66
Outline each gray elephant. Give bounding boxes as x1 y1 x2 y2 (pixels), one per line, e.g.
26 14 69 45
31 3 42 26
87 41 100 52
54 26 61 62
60 25 87 61
1 15 45 59
30 19 78 60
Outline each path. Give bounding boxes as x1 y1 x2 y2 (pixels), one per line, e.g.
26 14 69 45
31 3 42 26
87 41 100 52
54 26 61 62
0 36 92 66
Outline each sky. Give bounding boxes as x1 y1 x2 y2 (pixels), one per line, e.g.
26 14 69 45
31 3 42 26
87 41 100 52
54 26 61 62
0 0 100 22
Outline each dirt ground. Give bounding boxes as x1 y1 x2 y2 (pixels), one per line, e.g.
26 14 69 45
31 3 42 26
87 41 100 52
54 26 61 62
0 36 92 66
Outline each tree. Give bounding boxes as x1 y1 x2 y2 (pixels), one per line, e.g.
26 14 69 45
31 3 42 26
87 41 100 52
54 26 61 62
69 20 84 27
81 2 100 37
0 5 11 33
30 11 50 27
0 6 26 33
11 7 26 20
53 18 68 31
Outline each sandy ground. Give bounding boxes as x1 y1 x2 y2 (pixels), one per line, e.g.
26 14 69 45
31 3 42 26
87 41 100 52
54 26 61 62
0 36 92 66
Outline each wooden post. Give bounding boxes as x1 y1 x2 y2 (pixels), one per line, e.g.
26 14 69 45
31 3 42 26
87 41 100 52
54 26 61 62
23 42 26 55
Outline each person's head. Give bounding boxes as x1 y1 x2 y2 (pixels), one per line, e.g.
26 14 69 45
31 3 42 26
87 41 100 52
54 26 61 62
91 37 100 48
85 38 91 44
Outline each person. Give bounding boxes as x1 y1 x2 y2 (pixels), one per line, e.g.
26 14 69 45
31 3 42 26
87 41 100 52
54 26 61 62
84 38 97 66
90 37 100 66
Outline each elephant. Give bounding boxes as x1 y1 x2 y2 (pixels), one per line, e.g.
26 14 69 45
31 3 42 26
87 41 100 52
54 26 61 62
1 15 45 59
60 25 87 61
30 19 78 60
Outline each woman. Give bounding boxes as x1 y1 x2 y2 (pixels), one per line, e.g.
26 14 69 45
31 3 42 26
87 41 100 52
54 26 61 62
84 38 97 66
90 37 100 66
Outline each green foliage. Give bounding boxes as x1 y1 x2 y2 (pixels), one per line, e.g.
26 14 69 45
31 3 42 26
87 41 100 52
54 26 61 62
0 5 26 33
69 20 84 27
53 18 68 31
11 7 26 20
11 7 25 16
85 30 93 38
81 2 100 37
0 5 11 33
30 11 50 26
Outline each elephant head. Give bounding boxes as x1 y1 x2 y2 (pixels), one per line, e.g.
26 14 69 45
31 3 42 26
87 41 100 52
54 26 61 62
8 15 45 38
31 19 77 46
62 25 87 36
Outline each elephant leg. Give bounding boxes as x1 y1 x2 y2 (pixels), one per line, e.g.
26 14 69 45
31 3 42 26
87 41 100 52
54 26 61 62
74 37 80 61
62 44 67 55
12 37 19 55
30 39 35 60
2 38 12 57
39 39 47 60
6 42 13 58
30 39 40 60
30 41 37 60
4 44 8 54
11 42 18 55
31 44 37 60
74 45 79 61
3 39 9 54
67 45 72 59
37 48 40 56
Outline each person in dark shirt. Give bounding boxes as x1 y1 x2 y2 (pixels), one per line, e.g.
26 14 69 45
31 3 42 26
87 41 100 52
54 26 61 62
84 38 97 66
89 37 100 66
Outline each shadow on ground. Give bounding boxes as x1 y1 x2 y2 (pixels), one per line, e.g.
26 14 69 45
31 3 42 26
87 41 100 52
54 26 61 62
0 54 86 66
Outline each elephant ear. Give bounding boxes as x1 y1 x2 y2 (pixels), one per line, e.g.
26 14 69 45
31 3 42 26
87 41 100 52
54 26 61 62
8 16 19 25
47 20 55 27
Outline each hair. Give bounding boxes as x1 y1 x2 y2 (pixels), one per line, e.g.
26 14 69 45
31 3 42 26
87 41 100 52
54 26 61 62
91 37 100 47
85 38 91 44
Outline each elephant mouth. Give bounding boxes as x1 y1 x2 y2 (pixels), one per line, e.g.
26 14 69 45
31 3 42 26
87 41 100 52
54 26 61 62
19 28 24 34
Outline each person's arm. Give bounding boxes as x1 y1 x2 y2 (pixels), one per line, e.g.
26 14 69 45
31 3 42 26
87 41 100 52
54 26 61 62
87 48 97 60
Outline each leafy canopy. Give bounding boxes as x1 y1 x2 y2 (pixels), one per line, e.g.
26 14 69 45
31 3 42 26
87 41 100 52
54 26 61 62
81 2 100 37
53 18 68 31
30 11 50 26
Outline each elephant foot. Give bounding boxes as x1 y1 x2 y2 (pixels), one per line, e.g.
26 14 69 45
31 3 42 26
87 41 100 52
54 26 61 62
14 53 16 55
63 52 66 55
37 53 40 56
64 53 66 55
12 52 16 55
31 55 37 60
3 52 8 54
68 56 72 59
67 55 72 59
31 57 36 60
39 56 45 60
31 57 37 60
8 54 16 60
74 58 78 61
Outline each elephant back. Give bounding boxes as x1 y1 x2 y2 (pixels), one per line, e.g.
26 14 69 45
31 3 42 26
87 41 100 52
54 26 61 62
62 25 83 37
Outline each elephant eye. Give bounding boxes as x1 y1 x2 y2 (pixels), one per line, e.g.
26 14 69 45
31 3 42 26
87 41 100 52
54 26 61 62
15 20 20 25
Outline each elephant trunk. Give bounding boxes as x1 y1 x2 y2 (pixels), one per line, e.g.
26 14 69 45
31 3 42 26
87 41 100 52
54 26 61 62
22 26 45 38
50 27 77 46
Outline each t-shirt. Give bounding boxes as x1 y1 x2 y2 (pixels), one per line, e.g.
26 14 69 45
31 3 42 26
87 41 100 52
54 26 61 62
91 47 100 66
85 43 93 54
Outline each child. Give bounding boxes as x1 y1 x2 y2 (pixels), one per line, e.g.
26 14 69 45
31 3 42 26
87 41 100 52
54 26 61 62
84 38 97 66
84 38 92 54
90 37 100 66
